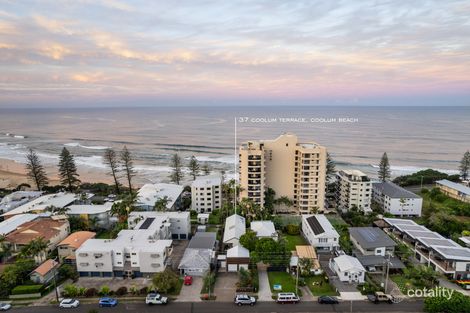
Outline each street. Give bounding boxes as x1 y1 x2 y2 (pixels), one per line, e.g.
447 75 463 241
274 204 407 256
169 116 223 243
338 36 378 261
9 300 424 313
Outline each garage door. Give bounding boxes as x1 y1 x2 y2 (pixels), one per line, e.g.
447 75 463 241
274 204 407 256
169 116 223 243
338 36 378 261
228 264 238 272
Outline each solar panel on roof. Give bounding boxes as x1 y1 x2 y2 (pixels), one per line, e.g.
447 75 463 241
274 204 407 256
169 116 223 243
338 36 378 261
358 228 378 242
307 216 324 235
406 230 442 239
398 225 425 231
435 247 470 258
419 238 458 247
139 217 155 230
389 219 416 225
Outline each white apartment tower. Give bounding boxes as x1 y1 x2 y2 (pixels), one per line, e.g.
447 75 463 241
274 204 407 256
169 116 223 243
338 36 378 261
191 175 222 213
336 170 372 213
239 133 327 214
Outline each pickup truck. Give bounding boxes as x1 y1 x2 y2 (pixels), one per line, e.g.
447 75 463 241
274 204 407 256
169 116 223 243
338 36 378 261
145 293 168 305
367 292 394 304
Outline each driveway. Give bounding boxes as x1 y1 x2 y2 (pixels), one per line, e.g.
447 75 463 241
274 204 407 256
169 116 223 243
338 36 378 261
213 272 238 301
175 276 203 302
257 268 272 301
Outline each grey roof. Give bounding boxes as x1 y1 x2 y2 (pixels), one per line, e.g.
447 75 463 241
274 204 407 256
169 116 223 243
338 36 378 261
178 248 211 270
188 232 217 250
436 180 470 195
349 227 396 249
373 181 421 199
356 255 405 269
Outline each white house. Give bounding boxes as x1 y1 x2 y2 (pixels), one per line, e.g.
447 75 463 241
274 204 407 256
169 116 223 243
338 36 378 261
65 202 114 229
226 245 250 272
76 215 173 278
136 183 184 211
2 192 78 218
329 255 366 283
128 211 191 240
0 213 39 236
197 213 210 225
178 232 216 276
0 191 43 214
191 175 222 213
223 214 246 247
30 259 59 284
372 181 422 217
301 214 340 251
250 220 278 240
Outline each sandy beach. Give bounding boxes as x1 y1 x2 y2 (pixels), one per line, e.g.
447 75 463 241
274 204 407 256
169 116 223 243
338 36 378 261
0 157 114 189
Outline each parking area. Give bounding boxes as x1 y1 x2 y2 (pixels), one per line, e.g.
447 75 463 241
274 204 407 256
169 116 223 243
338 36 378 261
74 277 153 290
214 273 238 302
168 240 189 271
175 276 203 302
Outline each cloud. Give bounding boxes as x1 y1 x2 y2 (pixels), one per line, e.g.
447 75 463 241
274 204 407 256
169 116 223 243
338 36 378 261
39 43 72 60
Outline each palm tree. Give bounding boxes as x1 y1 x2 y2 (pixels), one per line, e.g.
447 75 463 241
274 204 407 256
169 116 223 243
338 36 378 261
154 196 170 212
21 237 49 263
0 235 13 262
111 192 137 223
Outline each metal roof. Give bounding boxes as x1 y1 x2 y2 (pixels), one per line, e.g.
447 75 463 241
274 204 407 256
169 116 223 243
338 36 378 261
436 180 470 195
349 227 396 249
373 181 421 199
188 232 217 249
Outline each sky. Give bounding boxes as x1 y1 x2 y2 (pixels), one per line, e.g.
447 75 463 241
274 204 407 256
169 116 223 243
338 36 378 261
0 0 469 107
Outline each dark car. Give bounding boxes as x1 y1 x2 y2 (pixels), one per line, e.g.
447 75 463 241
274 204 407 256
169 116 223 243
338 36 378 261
318 296 339 304
98 297 118 307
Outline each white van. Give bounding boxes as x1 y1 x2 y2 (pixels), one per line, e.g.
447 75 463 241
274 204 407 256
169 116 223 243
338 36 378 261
276 292 300 304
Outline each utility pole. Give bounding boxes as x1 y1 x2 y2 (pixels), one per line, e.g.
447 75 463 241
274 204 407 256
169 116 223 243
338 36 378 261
420 176 424 189
295 262 300 294
384 254 391 293
52 257 60 303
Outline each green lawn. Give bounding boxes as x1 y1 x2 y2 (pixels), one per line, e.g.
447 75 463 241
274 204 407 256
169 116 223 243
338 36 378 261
283 234 308 251
95 230 113 239
304 275 338 296
267 271 297 293
390 274 417 293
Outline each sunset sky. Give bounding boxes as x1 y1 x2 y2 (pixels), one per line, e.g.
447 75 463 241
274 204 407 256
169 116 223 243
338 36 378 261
1 0 469 107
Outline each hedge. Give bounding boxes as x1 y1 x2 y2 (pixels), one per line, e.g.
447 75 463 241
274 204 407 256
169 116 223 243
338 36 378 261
11 285 44 295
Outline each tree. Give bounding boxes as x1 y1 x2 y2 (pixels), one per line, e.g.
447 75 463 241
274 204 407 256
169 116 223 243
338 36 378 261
239 230 259 251
298 258 313 276
203 272 216 296
238 267 252 287
152 269 179 293
459 150 470 181
0 235 12 262
378 152 391 182
25 148 48 190
69 216 90 232
188 156 200 180
252 237 290 266
120 146 135 193
424 291 470 313
58 147 80 191
111 192 137 223
326 152 336 183
202 164 211 175
104 148 121 194
154 196 170 212
170 153 183 184
20 237 49 263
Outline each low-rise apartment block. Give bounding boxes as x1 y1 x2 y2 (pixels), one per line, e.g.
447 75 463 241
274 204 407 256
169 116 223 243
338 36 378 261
336 170 372 213
128 211 190 240
191 175 222 213
239 133 327 214
436 179 470 204
76 215 173 278
0 191 43 214
301 214 340 251
384 218 470 280
373 181 422 216
136 183 184 211
65 202 114 229
58 231 96 264
2 192 78 218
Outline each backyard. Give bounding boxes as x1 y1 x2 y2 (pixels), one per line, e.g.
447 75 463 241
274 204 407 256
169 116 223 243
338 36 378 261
283 234 307 251
304 275 337 296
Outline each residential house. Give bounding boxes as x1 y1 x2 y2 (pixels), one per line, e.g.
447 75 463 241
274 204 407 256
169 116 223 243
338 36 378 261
191 175 222 213
76 215 173 278
336 170 372 213
250 220 278 240
2 193 78 218
30 259 59 284
65 202 114 229
223 214 246 247
128 211 190 240
136 183 184 211
226 245 250 272
58 231 96 265
178 232 217 276
436 180 470 203
384 218 470 280
349 227 396 256
197 213 210 225
301 214 340 251
372 181 422 216
239 133 327 214
329 255 366 283
0 213 39 236
291 245 321 274
0 191 43 214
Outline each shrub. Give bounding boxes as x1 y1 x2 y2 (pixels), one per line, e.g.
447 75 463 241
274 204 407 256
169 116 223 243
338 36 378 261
285 224 300 235
139 286 149 295
115 286 127 296
63 284 79 297
11 285 43 295
99 285 110 296
84 288 97 297
129 285 138 295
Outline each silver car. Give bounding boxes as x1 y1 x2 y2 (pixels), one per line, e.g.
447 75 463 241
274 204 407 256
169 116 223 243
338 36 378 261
59 298 80 308
0 303 11 311
234 294 256 306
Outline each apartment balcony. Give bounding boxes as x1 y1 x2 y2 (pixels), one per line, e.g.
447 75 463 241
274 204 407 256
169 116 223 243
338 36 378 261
248 192 262 197
248 180 261 185
430 256 455 272
248 161 262 167
248 155 262 160
248 168 261 173
248 174 262 179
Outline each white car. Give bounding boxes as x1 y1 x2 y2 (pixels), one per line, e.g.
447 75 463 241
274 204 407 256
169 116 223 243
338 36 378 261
59 298 80 308
0 303 11 311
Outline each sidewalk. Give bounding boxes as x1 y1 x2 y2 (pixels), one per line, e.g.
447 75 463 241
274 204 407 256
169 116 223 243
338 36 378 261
438 278 470 296
257 269 272 301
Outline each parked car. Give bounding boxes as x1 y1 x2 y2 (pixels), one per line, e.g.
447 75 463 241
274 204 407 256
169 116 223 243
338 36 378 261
276 292 300 304
98 297 118 307
0 303 11 311
184 275 193 285
145 293 168 305
59 298 80 308
367 292 394 304
234 294 256 306
318 296 339 304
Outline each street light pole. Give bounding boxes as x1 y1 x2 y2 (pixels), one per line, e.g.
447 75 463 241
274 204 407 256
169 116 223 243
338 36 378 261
52 257 60 303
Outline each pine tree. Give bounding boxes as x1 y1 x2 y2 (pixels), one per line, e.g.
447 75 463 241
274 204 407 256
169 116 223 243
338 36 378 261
170 153 183 184
326 152 335 183
188 156 200 180
58 147 80 191
104 148 121 194
459 150 470 181
202 164 211 175
120 146 135 193
378 152 391 182
25 148 48 190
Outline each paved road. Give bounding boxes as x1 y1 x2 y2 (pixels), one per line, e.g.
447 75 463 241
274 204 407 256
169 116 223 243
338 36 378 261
10 300 424 313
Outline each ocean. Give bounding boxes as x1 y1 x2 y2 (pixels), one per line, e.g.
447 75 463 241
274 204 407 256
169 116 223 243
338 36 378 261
0 106 468 184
